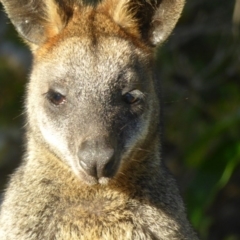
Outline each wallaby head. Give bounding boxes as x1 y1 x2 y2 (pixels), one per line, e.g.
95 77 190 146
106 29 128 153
1 0 184 185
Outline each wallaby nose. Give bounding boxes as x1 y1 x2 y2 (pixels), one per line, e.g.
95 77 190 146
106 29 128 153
78 140 115 179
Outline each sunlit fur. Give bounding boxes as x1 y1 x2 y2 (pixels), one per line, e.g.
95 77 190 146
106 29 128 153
0 0 198 239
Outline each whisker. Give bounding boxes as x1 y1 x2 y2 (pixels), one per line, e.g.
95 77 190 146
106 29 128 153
21 121 29 129
12 111 27 120
135 147 153 154
119 122 132 132
118 171 126 177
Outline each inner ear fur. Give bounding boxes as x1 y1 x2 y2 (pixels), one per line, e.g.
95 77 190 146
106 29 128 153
98 0 185 46
0 0 79 48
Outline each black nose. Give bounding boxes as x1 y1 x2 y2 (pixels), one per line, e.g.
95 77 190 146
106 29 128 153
78 140 116 179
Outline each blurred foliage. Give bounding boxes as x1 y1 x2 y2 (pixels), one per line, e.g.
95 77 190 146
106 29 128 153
0 0 240 239
158 0 240 239
0 4 28 191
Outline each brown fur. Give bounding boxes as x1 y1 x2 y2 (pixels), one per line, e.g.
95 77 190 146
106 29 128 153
0 0 198 239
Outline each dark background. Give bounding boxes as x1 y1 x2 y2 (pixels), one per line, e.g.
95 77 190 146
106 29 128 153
0 1 240 239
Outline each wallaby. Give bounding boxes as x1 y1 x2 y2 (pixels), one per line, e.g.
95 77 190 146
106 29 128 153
0 0 199 239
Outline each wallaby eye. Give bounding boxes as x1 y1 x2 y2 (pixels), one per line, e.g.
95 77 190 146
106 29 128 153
46 90 66 106
122 90 143 104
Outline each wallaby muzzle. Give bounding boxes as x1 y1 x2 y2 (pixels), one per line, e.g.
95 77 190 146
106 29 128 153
78 138 117 180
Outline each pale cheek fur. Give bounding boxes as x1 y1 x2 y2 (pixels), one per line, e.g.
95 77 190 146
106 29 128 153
38 115 72 160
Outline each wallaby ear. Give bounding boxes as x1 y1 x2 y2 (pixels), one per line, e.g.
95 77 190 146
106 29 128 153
98 0 185 46
0 0 78 49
